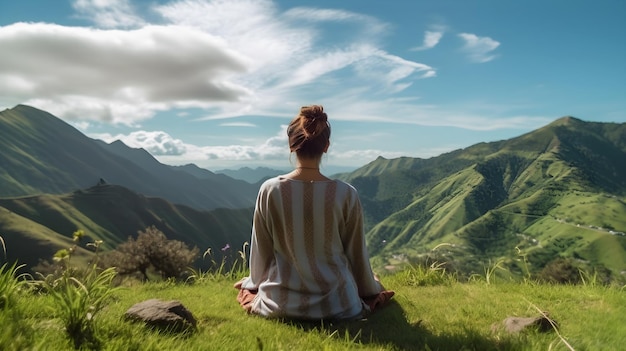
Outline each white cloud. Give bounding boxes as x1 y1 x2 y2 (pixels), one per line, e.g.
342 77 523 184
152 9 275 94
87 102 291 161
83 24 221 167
220 122 258 127
283 7 388 36
93 125 290 163
458 33 500 63
0 22 250 125
411 30 444 51
94 130 187 155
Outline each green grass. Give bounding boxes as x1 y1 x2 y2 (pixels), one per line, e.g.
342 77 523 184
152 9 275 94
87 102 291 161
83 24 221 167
1 268 624 351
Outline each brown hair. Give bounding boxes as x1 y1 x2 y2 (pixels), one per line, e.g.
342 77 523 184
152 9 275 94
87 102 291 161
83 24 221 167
287 105 331 159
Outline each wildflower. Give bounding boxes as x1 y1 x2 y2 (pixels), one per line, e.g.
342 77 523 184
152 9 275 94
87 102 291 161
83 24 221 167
53 249 70 262
73 229 85 242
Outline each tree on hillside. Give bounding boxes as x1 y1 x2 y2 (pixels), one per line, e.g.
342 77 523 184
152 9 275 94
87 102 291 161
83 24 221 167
101 226 198 280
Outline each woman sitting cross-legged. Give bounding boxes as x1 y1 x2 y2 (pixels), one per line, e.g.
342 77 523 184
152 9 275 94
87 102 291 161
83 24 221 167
234 105 394 320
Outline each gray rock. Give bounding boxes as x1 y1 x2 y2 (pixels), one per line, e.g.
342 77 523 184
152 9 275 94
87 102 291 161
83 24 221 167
501 315 556 333
125 299 197 332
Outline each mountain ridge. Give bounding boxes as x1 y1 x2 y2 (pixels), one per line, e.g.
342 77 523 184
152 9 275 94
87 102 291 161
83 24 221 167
338 116 626 278
0 105 257 210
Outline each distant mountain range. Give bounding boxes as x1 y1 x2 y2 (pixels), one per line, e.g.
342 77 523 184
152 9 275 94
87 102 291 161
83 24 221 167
1 104 625 279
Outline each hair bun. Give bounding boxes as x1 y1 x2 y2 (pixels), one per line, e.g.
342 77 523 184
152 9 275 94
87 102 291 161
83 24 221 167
300 105 327 122
288 105 331 157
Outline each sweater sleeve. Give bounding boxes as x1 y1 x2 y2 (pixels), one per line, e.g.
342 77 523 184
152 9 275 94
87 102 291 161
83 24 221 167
341 188 383 297
241 184 275 290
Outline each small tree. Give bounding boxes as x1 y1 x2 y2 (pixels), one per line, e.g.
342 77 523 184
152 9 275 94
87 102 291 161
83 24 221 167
101 226 198 280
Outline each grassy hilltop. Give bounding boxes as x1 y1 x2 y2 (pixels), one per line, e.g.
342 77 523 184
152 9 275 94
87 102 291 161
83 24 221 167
1 263 624 351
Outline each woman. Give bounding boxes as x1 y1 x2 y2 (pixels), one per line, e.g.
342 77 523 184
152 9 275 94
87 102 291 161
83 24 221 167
235 105 394 320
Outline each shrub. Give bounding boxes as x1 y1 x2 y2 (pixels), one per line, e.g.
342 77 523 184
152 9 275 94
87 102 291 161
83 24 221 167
101 226 199 280
536 257 582 284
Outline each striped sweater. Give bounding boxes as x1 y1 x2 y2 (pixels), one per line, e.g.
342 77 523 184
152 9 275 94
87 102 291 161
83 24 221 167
240 176 383 319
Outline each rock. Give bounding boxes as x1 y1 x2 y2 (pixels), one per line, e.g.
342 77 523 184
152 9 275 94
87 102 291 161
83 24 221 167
125 299 197 332
500 315 556 333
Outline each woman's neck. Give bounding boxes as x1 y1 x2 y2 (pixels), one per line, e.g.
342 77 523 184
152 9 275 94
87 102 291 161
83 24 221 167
295 159 320 170
284 159 329 181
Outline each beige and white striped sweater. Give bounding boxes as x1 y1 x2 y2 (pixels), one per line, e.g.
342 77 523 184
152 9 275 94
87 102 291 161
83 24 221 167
240 176 383 319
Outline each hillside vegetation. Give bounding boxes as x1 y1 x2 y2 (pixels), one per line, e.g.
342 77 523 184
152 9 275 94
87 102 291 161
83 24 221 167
0 184 252 271
338 117 626 280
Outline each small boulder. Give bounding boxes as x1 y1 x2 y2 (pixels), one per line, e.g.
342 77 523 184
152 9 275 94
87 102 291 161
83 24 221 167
125 299 197 332
501 315 556 333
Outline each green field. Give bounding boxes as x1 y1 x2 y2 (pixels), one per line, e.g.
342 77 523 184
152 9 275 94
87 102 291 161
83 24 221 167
2 266 624 351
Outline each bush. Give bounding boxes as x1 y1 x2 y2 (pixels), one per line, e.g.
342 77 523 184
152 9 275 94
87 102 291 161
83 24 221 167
536 257 582 284
101 226 199 280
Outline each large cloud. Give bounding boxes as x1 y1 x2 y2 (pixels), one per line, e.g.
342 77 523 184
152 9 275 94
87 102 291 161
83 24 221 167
0 22 250 124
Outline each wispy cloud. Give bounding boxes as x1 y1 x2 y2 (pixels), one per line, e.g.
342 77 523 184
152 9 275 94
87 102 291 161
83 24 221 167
458 33 500 63
283 7 389 36
72 0 145 28
220 122 257 127
411 30 444 51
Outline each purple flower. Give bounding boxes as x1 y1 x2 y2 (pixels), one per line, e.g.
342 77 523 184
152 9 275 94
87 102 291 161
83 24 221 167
221 243 231 251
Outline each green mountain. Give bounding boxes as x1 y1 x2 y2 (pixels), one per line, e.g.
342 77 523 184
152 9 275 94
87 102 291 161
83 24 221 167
339 117 626 278
0 184 253 271
0 105 257 210
2 105 625 280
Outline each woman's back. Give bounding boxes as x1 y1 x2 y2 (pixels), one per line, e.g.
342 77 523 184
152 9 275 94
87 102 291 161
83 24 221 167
242 176 382 319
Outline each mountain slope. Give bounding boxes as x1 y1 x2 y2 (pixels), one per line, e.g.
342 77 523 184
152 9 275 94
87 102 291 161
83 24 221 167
340 117 626 277
0 105 257 210
0 184 253 270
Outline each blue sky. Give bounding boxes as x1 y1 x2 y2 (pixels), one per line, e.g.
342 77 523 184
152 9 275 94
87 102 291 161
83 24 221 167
1 0 624 173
